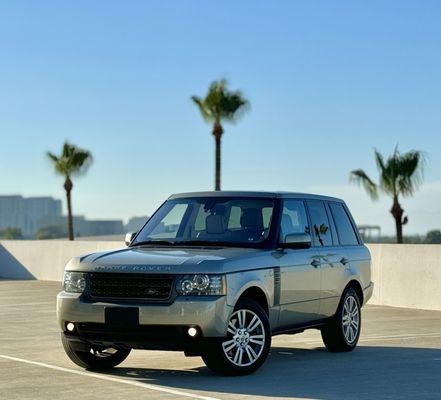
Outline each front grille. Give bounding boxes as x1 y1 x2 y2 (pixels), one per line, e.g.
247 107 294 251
88 273 174 301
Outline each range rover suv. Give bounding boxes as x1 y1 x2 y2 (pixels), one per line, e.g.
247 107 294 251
58 191 373 375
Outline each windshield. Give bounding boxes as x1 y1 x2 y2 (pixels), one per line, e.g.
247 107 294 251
132 197 275 247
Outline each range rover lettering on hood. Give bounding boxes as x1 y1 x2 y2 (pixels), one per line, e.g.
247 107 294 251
93 265 172 272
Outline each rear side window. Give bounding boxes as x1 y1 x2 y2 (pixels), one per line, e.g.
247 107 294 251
329 203 359 246
306 200 332 246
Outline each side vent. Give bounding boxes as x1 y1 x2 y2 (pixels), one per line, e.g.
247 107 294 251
273 267 281 306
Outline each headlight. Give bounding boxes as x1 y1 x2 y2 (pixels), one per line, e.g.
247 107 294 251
63 271 87 293
176 274 225 296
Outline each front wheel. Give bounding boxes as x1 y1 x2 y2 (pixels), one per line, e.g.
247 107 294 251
201 299 271 376
61 334 131 370
321 287 361 352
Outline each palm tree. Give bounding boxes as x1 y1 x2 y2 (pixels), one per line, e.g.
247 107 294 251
47 142 92 241
350 146 425 243
192 79 249 191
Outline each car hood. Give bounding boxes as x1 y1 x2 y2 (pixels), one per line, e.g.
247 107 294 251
66 246 269 274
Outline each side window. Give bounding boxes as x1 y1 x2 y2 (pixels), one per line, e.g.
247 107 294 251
194 205 210 232
280 200 309 240
149 203 188 238
306 200 332 246
329 203 359 246
262 207 273 229
227 206 242 229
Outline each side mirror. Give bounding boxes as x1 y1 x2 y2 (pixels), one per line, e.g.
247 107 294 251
125 232 137 246
282 233 312 249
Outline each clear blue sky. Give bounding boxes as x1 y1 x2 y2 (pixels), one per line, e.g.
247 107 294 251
1 1 440 234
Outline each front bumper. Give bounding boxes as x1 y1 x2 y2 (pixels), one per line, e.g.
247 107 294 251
57 291 232 338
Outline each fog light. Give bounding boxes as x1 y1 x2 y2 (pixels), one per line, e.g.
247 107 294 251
187 327 198 337
66 322 75 332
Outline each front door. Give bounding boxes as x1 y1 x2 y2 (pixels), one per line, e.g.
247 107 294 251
278 199 322 327
305 200 337 317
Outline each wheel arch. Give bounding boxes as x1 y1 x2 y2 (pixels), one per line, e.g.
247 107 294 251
344 279 364 306
237 286 269 315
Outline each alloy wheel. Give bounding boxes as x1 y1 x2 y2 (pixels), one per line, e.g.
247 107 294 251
222 309 265 367
342 295 360 344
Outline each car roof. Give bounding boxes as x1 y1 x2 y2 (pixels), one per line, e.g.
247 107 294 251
168 191 344 203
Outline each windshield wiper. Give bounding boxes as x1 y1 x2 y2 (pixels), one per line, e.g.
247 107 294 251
131 239 176 247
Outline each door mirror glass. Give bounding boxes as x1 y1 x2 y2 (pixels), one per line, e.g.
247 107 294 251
282 233 312 249
125 232 137 246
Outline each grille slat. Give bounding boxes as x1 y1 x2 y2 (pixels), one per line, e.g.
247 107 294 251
88 273 174 300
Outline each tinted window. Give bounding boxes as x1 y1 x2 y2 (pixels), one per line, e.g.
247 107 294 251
149 203 189 238
306 200 332 246
134 197 275 246
280 200 309 240
329 203 359 246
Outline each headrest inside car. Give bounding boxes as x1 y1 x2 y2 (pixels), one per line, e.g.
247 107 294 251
205 214 227 234
241 208 263 230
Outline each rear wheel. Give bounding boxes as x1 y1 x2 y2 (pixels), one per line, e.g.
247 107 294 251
201 299 271 375
321 287 361 352
61 334 131 370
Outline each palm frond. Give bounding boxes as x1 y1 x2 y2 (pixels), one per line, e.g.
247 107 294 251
374 149 395 195
375 146 425 197
191 96 213 122
349 169 379 200
46 142 92 178
191 79 249 126
395 150 425 197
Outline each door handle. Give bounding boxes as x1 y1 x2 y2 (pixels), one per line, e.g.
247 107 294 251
310 259 320 268
340 257 349 265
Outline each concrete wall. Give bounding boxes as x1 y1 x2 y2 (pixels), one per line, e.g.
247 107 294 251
367 244 441 311
1 240 440 310
0 240 123 281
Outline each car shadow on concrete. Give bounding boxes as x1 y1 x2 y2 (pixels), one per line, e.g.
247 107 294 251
106 345 441 399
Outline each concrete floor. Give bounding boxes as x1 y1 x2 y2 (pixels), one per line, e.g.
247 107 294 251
0 280 440 400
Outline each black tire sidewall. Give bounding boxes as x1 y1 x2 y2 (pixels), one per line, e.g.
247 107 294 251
321 287 362 352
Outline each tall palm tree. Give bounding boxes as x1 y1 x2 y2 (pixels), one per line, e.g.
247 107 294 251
47 142 92 241
192 79 249 191
350 146 425 243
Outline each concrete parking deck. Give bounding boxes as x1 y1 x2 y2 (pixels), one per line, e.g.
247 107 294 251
0 280 440 400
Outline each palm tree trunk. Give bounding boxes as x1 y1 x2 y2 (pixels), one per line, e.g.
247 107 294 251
213 123 223 191
64 177 74 241
390 196 404 244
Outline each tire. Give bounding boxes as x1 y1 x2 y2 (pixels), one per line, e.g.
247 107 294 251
61 334 131 370
201 299 271 376
321 287 361 352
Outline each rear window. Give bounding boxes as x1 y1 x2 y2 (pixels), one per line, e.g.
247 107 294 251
329 203 359 246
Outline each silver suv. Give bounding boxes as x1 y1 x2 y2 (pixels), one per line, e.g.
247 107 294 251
58 191 373 375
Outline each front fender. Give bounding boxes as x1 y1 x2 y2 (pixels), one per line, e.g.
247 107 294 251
226 269 274 309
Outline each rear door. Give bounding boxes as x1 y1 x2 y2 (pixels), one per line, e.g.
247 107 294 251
320 201 361 316
277 199 322 327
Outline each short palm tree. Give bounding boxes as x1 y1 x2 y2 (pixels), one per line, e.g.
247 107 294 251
47 142 92 241
350 147 425 243
192 79 249 191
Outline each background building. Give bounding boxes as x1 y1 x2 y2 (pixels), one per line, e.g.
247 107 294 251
0 195 124 238
0 195 62 236
125 216 149 233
